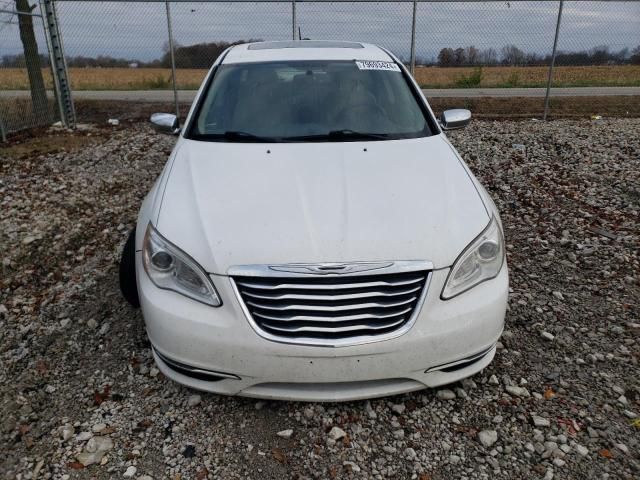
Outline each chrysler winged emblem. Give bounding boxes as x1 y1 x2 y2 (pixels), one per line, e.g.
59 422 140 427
268 261 393 275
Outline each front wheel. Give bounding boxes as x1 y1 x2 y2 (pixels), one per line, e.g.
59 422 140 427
119 228 140 308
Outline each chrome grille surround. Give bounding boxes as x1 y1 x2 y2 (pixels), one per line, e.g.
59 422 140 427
228 261 432 347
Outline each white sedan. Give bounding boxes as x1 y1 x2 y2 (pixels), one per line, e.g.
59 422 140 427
119 40 508 402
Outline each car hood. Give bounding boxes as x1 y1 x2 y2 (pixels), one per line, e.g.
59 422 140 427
156 135 489 274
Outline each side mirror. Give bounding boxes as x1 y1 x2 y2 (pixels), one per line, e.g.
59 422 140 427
150 113 180 135
440 109 471 131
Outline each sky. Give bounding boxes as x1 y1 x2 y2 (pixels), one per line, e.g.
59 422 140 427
1 1 639 62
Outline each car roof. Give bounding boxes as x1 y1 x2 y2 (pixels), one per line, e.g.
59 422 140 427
223 40 394 64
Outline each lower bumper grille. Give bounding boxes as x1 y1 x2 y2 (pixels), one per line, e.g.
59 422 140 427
232 266 430 345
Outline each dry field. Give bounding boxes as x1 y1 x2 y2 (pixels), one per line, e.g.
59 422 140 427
0 68 206 90
414 64 640 88
1 65 639 90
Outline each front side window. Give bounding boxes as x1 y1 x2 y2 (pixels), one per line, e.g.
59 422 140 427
188 60 435 142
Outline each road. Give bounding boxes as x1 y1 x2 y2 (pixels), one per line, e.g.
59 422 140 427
1 86 639 102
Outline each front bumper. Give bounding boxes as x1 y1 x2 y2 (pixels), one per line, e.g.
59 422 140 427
137 255 508 402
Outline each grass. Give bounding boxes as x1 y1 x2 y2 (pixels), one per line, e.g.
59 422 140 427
414 65 640 89
454 67 483 88
1 65 640 90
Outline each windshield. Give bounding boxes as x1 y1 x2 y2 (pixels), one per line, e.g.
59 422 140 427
188 60 434 142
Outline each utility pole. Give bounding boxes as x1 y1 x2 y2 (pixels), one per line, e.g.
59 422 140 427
16 0 50 121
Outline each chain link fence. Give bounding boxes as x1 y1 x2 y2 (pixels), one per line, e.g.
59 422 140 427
0 0 60 139
1 1 639 136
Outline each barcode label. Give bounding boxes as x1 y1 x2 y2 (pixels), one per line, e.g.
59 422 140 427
355 60 401 72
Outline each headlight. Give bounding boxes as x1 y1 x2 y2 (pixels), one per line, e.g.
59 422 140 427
441 216 505 299
142 223 221 306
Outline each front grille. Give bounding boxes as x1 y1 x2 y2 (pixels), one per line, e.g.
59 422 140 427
233 269 429 344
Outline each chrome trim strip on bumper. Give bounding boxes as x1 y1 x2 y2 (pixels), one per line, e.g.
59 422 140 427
425 344 496 373
153 347 241 382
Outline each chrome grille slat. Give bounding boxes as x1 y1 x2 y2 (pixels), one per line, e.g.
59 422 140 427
233 268 430 343
252 307 413 323
236 275 425 291
246 296 418 312
242 285 422 301
261 317 407 334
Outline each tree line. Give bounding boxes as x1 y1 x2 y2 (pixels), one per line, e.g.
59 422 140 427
3 42 640 69
432 44 640 67
1 40 257 69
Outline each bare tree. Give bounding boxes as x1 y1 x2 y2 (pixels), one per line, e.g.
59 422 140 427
437 48 455 66
480 48 498 65
501 44 526 66
464 46 480 65
16 0 50 120
631 45 640 64
453 47 466 65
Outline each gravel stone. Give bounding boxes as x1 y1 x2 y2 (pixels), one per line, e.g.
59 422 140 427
478 430 498 447
405 447 417 460
60 426 74 441
76 436 113 466
328 426 347 441
506 385 530 397
532 415 551 427
76 431 92 442
541 331 555 341
343 461 361 472
616 443 629 454
436 389 456 400
277 429 293 439
575 444 589 456
2 120 639 479
123 465 137 477
92 423 107 433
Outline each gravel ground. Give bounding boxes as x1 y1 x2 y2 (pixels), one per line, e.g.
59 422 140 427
1 119 638 480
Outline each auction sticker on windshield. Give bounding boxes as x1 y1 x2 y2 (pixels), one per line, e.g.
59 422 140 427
355 60 401 72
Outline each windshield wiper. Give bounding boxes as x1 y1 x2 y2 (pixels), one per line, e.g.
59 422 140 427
283 130 392 142
223 131 281 142
192 131 281 143
329 130 391 140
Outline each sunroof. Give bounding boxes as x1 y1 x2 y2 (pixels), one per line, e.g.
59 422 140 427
248 41 364 50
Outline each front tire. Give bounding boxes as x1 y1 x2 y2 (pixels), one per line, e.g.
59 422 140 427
119 228 140 308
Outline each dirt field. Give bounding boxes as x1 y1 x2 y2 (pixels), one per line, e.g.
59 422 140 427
1 119 638 479
66 96 640 126
1 65 639 90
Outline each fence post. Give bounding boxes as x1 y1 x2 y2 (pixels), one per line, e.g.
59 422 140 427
292 0 297 40
543 0 564 121
410 0 417 75
40 0 75 128
0 117 6 143
164 0 180 122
